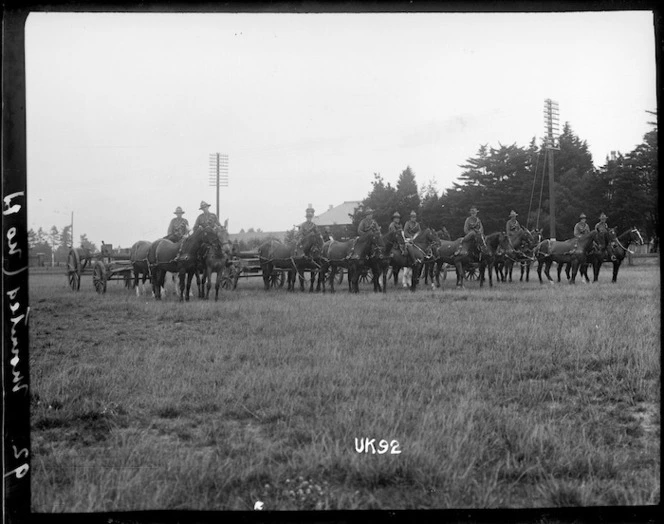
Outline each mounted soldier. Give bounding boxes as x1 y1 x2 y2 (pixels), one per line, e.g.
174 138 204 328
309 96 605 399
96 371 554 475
166 206 189 242
296 205 320 257
388 211 402 234
403 210 421 241
574 213 591 238
506 210 521 236
357 208 380 235
594 212 610 234
464 206 484 237
193 201 222 232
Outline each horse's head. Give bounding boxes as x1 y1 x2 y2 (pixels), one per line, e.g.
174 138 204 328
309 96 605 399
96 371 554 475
301 231 324 258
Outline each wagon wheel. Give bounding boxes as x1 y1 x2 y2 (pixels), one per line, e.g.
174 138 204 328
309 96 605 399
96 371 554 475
359 268 371 284
270 271 285 288
220 276 233 290
93 261 108 294
465 265 478 281
66 248 81 291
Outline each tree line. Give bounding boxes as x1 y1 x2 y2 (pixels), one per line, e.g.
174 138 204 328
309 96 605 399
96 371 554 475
351 114 657 245
28 225 97 265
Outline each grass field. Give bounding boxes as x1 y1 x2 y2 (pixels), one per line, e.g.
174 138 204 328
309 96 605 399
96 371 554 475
29 262 660 511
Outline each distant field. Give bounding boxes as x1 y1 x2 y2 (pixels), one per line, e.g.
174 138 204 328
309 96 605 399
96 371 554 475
29 263 660 511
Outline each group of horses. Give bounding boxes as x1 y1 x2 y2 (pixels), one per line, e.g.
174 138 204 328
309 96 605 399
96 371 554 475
129 223 236 301
126 221 644 300
256 224 644 295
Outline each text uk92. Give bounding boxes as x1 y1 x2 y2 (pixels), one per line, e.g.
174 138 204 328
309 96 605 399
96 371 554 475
354 438 401 454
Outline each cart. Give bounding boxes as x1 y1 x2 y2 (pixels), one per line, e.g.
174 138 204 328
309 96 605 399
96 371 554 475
66 243 134 294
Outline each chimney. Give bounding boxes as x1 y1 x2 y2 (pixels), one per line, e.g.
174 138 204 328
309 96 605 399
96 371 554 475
328 204 333 210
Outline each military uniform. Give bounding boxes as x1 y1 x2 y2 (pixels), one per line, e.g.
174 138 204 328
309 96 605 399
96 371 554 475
403 219 421 239
388 221 403 234
299 219 319 236
595 214 609 234
357 217 379 235
506 218 521 235
464 215 484 235
194 211 221 231
167 216 189 241
574 220 591 237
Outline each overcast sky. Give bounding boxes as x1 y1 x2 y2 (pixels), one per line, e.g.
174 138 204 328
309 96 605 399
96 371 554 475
26 10 656 248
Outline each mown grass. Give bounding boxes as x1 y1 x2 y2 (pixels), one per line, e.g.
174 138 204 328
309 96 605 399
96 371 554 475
29 264 660 511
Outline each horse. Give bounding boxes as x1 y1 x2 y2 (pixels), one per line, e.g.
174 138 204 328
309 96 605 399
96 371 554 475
148 226 219 300
423 229 450 286
432 231 486 288
317 234 372 293
203 226 234 301
258 231 323 292
478 232 509 288
589 226 644 283
345 229 384 293
534 230 599 284
129 240 152 296
519 229 543 282
367 229 405 293
499 228 536 283
390 228 440 291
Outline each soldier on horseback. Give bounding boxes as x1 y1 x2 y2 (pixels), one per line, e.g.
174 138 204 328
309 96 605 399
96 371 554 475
388 212 406 255
403 210 421 241
594 212 610 233
388 212 402 233
357 208 380 235
464 206 484 237
506 210 521 236
193 201 222 232
166 206 189 242
296 205 319 257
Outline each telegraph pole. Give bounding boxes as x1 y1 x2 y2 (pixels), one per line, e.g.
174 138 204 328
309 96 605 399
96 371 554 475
543 99 560 240
208 153 229 219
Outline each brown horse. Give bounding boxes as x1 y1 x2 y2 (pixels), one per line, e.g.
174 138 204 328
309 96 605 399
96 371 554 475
499 228 536 283
149 226 219 300
129 240 152 296
534 230 599 284
203 227 234 301
317 237 359 293
258 231 323 291
478 231 509 288
367 229 405 293
389 228 440 291
433 231 486 288
346 229 383 293
589 227 643 283
519 229 543 282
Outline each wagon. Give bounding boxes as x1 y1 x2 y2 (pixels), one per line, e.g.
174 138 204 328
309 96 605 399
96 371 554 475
66 243 134 293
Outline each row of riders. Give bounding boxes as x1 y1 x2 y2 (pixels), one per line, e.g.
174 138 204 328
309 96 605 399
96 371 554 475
129 201 644 301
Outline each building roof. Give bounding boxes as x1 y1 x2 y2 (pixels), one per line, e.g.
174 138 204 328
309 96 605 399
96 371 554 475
312 201 361 226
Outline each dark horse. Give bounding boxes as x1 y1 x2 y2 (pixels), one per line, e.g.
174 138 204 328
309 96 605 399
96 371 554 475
519 229 543 282
423 229 450 286
367 229 406 293
499 228 536 283
148 226 219 300
258 231 323 291
389 228 440 291
345 229 383 293
202 226 234 301
317 231 379 293
129 240 152 296
433 231 486 288
589 226 643 283
478 231 509 288
534 230 599 284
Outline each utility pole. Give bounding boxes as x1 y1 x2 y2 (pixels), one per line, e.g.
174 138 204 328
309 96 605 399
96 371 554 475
543 99 560 240
208 153 229 219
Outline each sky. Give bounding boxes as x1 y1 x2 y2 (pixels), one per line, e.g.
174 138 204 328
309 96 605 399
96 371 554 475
25 10 657 248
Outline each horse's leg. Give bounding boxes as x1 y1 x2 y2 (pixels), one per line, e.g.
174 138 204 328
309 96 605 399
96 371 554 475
612 259 621 283
205 266 212 299
455 261 464 288
542 259 554 284
570 260 579 284
215 269 221 301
